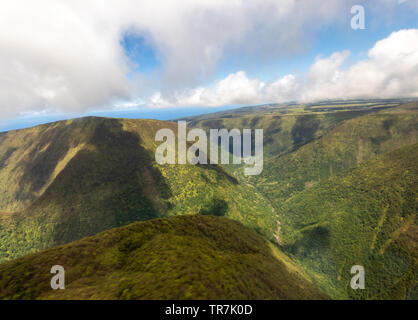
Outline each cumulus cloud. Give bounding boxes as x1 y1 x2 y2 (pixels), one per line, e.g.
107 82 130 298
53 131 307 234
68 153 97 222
153 29 418 106
0 0 417 120
149 71 299 107
0 1 130 119
0 0 359 119
302 29 418 101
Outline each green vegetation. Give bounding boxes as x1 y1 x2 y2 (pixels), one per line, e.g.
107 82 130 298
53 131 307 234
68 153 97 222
0 215 328 300
199 198 228 216
1 99 417 300
277 144 418 299
184 100 418 300
251 103 418 206
185 99 404 160
0 117 276 263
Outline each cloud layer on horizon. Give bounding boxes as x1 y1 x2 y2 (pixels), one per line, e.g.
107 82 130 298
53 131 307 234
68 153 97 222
0 0 417 120
152 29 418 107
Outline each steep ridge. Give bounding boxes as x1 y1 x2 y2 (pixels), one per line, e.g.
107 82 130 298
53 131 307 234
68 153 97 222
0 117 276 262
0 118 98 212
184 101 417 299
0 215 328 300
278 143 418 299
185 100 402 160
1 101 416 300
251 103 418 206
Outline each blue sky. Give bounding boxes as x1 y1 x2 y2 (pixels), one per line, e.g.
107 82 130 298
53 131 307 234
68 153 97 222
122 34 159 76
119 1 418 82
181 2 418 84
1 0 418 132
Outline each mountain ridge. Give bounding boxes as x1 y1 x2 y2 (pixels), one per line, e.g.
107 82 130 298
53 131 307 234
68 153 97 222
1 101 417 300
0 117 276 262
0 215 329 300
278 143 418 299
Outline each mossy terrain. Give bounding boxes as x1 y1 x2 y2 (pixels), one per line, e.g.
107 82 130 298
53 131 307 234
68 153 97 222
185 99 403 160
0 99 416 300
277 143 418 299
185 100 418 299
0 215 328 300
0 117 276 262
251 103 418 206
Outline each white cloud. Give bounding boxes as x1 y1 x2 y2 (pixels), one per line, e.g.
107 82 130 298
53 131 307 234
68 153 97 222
0 1 417 120
302 29 418 101
153 29 418 107
0 0 357 119
0 1 131 119
149 71 299 107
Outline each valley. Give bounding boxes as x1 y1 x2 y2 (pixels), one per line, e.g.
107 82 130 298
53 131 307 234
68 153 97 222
0 99 416 300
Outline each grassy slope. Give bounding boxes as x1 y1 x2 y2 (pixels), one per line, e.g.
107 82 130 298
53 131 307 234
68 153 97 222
0 118 276 262
251 103 418 206
186 101 417 299
0 215 328 300
185 100 401 160
278 144 418 299
0 118 98 212
1 100 416 300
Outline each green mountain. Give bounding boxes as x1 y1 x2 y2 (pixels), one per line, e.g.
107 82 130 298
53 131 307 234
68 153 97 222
185 100 404 160
184 100 418 299
251 102 418 206
1 100 416 300
0 117 276 262
278 143 418 299
0 215 328 300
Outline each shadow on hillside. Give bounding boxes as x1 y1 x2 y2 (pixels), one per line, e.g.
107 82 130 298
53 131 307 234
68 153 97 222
14 119 94 205
21 118 173 246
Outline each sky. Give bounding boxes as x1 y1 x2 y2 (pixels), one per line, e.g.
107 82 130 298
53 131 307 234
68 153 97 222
0 0 418 131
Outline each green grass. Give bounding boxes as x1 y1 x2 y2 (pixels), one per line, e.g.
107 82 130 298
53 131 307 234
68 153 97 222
184 101 417 299
0 215 328 300
1 100 417 300
251 103 418 206
184 99 405 160
277 143 418 299
0 117 276 262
